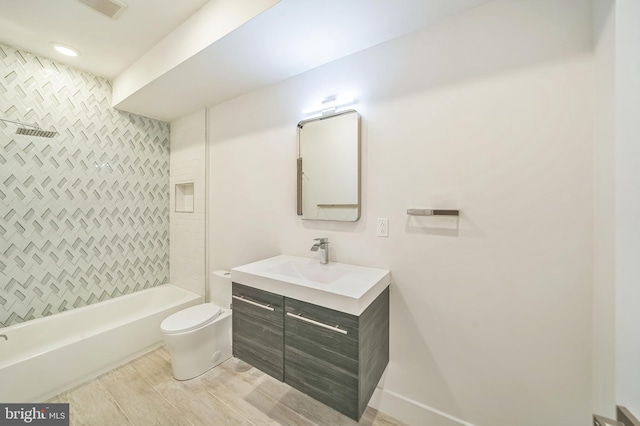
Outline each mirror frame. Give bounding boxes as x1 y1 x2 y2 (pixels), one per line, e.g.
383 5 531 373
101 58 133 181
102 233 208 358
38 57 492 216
296 109 361 221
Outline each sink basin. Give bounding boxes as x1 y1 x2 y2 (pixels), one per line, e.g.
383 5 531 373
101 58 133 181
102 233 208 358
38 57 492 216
231 255 390 315
267 260 349 284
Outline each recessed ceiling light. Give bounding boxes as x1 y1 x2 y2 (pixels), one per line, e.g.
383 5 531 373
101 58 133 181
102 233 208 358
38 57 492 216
53 44 80 57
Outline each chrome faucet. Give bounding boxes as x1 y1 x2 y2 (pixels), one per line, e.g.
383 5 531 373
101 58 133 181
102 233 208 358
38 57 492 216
310 238 329 264
0 334 7 341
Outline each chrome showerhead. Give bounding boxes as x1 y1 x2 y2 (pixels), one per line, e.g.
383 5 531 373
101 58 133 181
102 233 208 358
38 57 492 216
1 118 58 138
15 127 58 138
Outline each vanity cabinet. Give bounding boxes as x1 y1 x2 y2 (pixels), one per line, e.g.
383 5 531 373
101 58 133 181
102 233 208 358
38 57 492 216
231 283 284 381
232 283 389 421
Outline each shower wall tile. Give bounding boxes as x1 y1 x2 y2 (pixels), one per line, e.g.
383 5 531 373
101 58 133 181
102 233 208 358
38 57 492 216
169 110 206 299
0 43 170 327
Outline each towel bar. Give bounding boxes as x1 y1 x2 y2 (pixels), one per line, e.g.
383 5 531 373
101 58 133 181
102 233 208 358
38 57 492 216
407 209 459 216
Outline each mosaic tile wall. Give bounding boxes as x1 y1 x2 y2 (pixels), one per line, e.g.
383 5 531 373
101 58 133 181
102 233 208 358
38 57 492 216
0 43 170 327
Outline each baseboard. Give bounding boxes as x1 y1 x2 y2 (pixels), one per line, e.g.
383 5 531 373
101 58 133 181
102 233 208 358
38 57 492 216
617 406 640 426
594 414 624 426
369 387 476 426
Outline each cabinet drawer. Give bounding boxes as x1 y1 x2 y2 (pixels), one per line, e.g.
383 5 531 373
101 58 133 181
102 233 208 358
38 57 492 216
285 297 358 337
285 352 359 419
284 298 358 373
232 283 284 381
284 298 359 418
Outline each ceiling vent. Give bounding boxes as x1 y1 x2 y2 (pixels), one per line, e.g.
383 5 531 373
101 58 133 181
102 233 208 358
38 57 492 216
77 0 127 19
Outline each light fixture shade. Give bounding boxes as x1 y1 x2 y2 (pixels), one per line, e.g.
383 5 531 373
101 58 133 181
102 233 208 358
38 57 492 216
303 94 356 115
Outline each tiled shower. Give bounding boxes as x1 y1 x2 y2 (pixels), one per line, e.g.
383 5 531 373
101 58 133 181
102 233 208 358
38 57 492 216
0 43 170 327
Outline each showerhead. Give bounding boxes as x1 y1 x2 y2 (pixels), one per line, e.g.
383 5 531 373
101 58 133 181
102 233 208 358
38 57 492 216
15 127 58 138
1 118 58 138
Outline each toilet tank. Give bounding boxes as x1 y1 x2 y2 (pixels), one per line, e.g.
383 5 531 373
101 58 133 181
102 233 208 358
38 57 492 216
210 270 232 309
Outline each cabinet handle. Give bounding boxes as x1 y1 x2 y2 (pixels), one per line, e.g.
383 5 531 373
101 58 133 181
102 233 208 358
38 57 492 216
286 312 347 335
232 295 275 311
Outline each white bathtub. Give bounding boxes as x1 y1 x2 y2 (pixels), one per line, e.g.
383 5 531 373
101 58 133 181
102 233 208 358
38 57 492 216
0 284 200 402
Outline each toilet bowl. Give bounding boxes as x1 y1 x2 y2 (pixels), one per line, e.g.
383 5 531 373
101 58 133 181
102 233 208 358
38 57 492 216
160 271 232 380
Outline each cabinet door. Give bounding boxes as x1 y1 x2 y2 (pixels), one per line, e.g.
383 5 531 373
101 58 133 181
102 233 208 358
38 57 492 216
232 283 284 381
284 298 360 420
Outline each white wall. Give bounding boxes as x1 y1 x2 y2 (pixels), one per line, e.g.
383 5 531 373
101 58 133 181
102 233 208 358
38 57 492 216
170 109 206 298
614 0 640 415
592 0 616 416
592 0 640 416
208 0 593 424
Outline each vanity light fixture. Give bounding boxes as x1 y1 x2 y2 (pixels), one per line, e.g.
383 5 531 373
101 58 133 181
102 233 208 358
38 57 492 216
53 44 80 57
303 94 356 116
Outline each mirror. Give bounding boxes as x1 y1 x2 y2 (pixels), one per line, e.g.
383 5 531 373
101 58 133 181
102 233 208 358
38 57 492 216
297 110 360 221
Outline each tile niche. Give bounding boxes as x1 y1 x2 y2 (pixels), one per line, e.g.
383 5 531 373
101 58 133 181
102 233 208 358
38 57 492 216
175 182 194 213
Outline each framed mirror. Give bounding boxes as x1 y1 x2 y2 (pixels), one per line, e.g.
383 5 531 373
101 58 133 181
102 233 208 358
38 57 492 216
297 110 360 221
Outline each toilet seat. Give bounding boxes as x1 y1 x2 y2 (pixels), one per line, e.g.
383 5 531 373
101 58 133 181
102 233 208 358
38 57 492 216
161 303 222 334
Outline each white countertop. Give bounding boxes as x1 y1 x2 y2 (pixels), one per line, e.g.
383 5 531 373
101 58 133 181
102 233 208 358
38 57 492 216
231 255 390 316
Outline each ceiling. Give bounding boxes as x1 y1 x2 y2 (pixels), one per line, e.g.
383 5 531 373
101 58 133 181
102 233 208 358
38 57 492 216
0 0 211 79
0 0 495 122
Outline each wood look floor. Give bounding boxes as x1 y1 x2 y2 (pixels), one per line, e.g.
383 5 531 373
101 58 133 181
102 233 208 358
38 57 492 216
48 347 405 426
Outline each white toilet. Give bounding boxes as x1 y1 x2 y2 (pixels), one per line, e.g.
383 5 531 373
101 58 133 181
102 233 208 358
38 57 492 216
160 271 232 380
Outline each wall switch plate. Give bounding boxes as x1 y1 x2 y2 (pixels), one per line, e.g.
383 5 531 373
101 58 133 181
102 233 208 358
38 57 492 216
376 218 389 237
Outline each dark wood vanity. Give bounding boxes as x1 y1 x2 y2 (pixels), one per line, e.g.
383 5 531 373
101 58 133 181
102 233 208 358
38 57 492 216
232 282 389 421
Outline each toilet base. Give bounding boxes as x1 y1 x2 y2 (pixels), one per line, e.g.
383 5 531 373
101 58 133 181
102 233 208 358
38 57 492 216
164 310 232 380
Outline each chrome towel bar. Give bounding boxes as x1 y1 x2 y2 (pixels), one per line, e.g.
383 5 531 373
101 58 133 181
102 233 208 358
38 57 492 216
407 209 459 216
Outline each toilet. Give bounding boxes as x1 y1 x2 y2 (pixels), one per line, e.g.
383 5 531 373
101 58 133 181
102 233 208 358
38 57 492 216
160 271 232 380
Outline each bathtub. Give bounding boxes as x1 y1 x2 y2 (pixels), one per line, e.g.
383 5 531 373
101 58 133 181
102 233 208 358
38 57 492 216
0 284 200 402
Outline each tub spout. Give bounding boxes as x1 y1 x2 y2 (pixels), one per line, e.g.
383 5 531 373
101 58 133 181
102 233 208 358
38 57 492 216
0 334 7 341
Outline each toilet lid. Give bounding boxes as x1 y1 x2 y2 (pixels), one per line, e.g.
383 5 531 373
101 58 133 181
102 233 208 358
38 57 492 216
161 303 222 334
